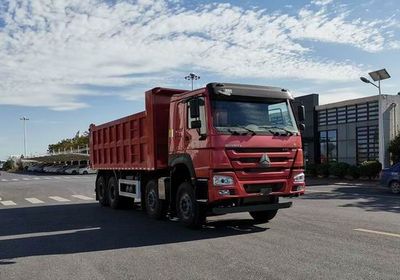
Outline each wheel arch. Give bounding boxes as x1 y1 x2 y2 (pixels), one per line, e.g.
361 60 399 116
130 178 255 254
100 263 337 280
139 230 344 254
169 154 196 211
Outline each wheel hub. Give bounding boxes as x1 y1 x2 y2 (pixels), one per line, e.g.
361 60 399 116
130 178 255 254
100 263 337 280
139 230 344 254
148 190 157 209
180 194 192 219
391 182 400 193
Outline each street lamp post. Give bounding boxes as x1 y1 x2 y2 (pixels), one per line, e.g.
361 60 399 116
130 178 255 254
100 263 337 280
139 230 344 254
20 117 29 157
184 73 200 90
360 68 391 167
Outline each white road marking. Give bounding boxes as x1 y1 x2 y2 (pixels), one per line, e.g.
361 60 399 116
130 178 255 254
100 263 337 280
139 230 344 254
22 178 30 181
11 179 19 181
49 196 70 202
354 228 400 238
33 177 40 180
0 200 17 206
306 189 332 193
72 195 94 201
1 179 8 182
43 177 52 180
0 227 101 241
25 198 45 204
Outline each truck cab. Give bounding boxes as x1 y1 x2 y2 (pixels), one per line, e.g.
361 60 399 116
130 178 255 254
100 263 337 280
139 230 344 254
167 83 305 226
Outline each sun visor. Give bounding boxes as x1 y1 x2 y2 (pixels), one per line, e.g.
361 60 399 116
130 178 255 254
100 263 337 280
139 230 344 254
206 83 293 100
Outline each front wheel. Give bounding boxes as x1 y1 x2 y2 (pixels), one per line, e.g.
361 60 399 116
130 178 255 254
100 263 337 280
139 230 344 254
390 181 400 194
249 210 278 223
176 182 205 228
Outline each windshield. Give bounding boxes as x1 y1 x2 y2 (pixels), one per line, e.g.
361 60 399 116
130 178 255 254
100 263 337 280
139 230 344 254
211 98 298 135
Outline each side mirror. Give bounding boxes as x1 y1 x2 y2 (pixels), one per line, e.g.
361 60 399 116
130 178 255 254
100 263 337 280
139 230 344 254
189 99 200 119
191 120 202 129
299 123 305 131
297 105 305 122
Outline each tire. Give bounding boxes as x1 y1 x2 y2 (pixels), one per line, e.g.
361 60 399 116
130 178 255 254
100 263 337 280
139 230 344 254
107 176 122 209
145 180 166 219
83 171 88 175
176 182 205 228
390 181 400 194
249 210 278 223
249 196 279 223
72 170 77 175
96 175 108 206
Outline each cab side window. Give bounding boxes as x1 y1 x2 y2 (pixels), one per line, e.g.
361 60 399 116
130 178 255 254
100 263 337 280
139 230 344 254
187 97 207 135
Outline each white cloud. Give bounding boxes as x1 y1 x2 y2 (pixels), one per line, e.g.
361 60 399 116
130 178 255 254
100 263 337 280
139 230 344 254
0 0 398 110
311 0 334 6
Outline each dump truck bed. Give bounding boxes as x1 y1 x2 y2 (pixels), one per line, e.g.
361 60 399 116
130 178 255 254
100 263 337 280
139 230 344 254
90 87 187 170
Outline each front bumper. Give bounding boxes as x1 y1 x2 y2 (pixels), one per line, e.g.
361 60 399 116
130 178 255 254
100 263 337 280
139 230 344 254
212 201 292 214
208 171 305 203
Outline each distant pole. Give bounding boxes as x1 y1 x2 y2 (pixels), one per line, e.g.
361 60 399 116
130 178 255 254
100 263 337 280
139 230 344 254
184 73 200 90
360 68 390 167
20 117 29 157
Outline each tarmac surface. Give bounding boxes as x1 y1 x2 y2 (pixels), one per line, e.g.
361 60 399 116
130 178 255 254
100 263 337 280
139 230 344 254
0 171 399 280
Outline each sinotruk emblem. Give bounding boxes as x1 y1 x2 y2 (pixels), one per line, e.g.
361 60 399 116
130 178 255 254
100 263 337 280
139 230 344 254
259 153 271 168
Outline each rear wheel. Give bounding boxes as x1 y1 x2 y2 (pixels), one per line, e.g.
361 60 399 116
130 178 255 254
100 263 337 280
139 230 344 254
145 180 166 219
176 182 205 228
108 176 121 209
96 175 108 206
390 181 400 194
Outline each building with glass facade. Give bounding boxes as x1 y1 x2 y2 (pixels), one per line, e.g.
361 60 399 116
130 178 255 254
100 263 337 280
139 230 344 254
295 94 400 167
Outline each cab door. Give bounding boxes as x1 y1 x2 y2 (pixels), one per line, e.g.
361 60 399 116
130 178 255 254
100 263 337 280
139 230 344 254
171 101 187 154
185 96 210 177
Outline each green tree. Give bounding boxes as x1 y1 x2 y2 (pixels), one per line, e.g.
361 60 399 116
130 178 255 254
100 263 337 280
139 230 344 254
48 131 89 153
388 134 400 164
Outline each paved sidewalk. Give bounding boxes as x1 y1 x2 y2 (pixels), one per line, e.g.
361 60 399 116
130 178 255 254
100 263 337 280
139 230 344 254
306 177 380 187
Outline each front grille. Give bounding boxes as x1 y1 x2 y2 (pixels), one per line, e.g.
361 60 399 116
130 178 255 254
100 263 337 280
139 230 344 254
244 183 284 193
232 148 289 153
244 168 285 173
225 147 297 180
238 157 288 163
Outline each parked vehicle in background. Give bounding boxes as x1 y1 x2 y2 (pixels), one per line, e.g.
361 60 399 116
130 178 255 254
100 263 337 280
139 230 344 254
90 83 306 228
380 163 400 194
79 166 96 175
55 165 70 174
65 165 84 175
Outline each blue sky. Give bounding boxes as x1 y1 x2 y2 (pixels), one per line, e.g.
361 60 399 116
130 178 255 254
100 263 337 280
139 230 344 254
0 0 399 160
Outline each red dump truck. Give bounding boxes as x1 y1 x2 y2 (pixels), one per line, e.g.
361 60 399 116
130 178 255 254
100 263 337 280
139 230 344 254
90 83 306 227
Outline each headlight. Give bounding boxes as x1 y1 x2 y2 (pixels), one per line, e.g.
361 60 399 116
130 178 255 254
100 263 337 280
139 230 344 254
213 175 234 186
293 173 305 183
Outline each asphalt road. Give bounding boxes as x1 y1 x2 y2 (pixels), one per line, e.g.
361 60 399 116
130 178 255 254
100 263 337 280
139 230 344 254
0 171 399 280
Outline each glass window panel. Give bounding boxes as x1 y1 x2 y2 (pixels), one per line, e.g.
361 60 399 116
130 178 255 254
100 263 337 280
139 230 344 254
327 142 337 162
320 142 327 163
327 130 337 141
320 131 327 141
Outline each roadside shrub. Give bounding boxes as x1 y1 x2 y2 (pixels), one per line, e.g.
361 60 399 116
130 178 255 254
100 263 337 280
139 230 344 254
305 164 317 177
329 162 350 179
347 165 360 180
2 159 13 171
389 134 400 163
359 161 382 179
316 163 330 178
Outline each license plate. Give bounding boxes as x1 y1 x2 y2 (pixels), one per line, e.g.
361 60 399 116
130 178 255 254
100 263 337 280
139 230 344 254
260 187 272 195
